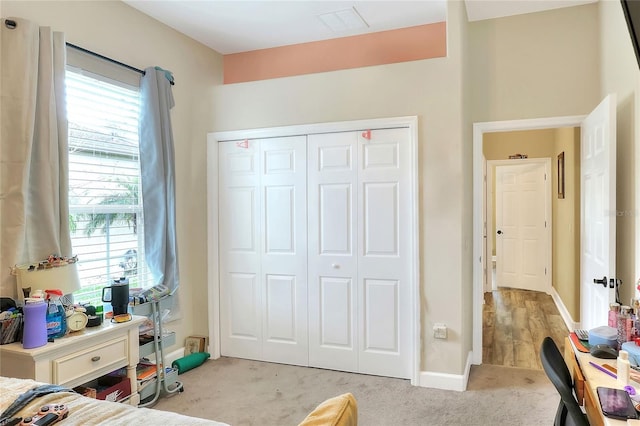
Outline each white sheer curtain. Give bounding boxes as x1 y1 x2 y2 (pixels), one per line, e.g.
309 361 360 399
0 17 71 299
139 67 180 318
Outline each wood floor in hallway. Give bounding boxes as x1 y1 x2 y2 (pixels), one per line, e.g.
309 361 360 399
483 287 569 369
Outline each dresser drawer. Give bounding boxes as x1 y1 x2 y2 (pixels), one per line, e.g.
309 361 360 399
53 337 128 385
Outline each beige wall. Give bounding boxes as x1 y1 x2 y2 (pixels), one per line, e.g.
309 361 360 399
599 0 640 306
1 1 223 349
468 4 600 327
468 4 601 122
211 1 469 374
553 127 581 320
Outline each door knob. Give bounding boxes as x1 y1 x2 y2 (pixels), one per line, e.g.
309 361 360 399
593 276 607 287
497 230 503 235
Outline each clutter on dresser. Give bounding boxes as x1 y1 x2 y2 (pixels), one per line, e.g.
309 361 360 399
11 255 80 304
0 299 22 346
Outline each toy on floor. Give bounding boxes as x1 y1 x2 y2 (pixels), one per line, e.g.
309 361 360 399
172 352 210 374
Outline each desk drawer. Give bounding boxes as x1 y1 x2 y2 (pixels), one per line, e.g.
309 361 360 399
572 361 585 405
53 337 128 385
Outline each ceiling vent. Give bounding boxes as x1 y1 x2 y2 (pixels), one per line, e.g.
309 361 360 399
318 7 369 33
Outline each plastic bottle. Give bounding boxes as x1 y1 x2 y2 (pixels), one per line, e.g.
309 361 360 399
618 350 631 386
22 299 48 349
609 303 621 327
45 289 67 339
618 306 633 349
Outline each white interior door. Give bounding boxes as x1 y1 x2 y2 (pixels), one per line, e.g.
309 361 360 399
581 94 616 330
218 139 261 359
307 132 359 373
308 129 411 379
260 137 308 365
219 136 308 365
357 128 411 379
495 161 549 293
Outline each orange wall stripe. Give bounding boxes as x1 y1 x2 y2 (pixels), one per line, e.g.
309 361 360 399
224 21 446 84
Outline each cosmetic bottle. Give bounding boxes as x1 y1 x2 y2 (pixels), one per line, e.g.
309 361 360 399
618 306 633 348
609 303 621 327
618 350 631 387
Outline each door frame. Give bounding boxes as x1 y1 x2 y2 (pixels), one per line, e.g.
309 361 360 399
489 158 552 294
472 115 585 365
207 116 420 384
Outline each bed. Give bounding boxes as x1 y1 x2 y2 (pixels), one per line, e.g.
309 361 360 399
0 376 229 425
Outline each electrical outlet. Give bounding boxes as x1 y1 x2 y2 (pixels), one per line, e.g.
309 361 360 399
433 323 448 339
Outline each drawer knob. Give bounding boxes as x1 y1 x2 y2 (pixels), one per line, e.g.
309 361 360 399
91 356 101 362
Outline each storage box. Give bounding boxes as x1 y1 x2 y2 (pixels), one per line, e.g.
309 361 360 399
621 341 640 366
96 375 131 402
588 326 618 347
76 375 131 402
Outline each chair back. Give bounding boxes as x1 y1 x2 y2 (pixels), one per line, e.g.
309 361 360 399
540 336 589 426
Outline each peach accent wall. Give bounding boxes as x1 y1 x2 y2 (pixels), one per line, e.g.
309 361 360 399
224 22 446 84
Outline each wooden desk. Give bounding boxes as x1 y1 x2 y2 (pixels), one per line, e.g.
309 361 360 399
0 315 145 406
565 337 638 426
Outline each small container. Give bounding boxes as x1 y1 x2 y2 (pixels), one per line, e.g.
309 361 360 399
610 303 621 327
23 299 48 349
618 350 631 387
619 306 634 348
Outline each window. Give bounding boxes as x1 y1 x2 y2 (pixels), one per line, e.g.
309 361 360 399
66 66 151 305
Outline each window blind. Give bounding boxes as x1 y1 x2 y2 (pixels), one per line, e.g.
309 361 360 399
66 68 152 305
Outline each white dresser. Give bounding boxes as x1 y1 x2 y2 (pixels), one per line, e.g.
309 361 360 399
0 315 145 406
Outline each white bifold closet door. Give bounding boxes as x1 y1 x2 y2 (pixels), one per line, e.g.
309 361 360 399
218 136 308 366
307 128 411 379
218 128 411 379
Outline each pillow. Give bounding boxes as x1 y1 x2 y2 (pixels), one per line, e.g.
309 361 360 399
298 393 358 426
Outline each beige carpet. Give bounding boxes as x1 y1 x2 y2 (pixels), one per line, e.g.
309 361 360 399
152 357 557 425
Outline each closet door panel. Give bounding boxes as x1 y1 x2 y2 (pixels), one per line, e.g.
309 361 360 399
218 141 262 359
260 137 308 366
358 128 411 379
308 132 358 373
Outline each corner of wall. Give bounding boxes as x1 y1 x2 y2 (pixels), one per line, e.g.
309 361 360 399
418 351 473 391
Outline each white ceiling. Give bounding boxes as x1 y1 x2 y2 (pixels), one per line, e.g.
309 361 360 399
123 0 598 55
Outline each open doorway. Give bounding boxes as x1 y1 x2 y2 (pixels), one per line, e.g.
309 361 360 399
472 115 585 367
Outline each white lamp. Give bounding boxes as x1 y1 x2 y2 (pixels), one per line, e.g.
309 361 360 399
15 259 81 303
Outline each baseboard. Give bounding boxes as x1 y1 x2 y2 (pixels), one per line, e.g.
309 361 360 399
418 351 473 391
550 287 579 330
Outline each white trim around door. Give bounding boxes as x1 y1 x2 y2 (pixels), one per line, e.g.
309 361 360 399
207 116 421 385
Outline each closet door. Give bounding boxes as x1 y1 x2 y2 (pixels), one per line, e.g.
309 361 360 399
308 132 359 373
219 137 308 365
260 137 308 365
308 129 411 379
357 128 411 379
218 140 262 360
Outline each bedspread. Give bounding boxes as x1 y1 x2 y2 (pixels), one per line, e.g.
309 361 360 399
0 376 229 425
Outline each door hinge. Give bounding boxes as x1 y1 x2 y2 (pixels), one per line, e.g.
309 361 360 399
545 267 547 275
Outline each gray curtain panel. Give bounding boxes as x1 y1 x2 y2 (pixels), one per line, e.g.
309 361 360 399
139 67 180 317
0 17 71 299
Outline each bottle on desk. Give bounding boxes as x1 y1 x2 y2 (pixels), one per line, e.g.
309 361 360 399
609 303 621 327
618 350 631 387
618 305 633 348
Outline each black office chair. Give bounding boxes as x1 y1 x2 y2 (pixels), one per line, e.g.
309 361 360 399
540 336 589 426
